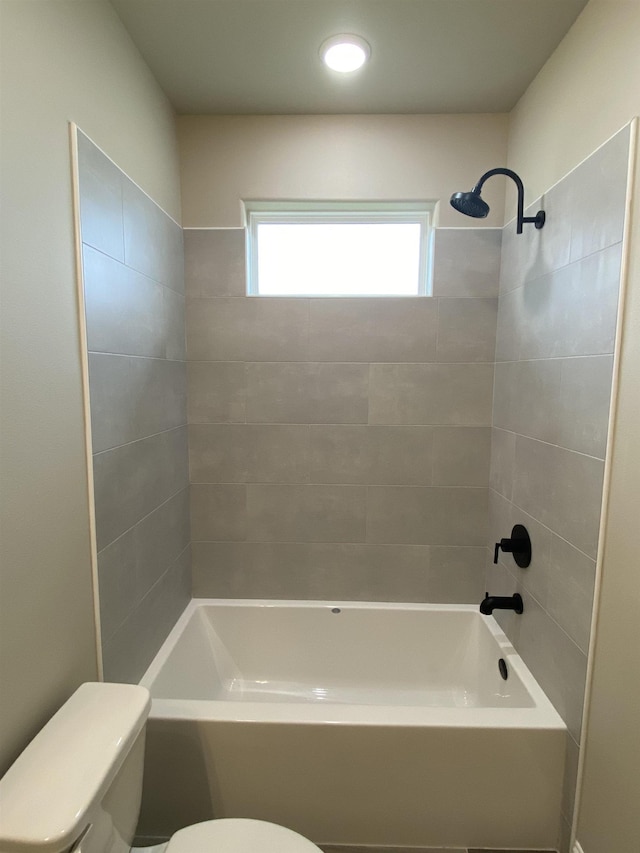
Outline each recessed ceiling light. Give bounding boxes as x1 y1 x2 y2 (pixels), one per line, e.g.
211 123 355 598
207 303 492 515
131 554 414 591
320 34 371 73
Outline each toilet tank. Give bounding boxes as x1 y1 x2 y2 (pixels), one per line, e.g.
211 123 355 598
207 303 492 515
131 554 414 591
0 683 151 853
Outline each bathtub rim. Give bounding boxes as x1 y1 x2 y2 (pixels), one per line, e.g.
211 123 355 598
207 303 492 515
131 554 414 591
139 598 566 731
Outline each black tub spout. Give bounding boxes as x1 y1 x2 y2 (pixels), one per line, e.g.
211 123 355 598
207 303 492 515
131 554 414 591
480 592 524 615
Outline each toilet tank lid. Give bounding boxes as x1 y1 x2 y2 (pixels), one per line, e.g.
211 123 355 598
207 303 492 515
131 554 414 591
0 682 151 853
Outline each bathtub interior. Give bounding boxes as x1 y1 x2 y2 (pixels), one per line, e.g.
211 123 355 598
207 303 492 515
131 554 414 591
142 601 538 709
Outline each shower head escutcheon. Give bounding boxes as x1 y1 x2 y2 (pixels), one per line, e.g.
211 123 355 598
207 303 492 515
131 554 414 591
450 167 545 234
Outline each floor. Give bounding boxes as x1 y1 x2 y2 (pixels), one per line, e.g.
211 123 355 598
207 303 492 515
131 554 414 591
320 848 549 853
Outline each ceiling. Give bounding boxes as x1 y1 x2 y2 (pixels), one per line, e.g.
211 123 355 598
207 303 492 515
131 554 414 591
110 0 588 115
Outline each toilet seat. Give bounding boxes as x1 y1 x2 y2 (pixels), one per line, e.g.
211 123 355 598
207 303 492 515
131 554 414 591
165 818 323 853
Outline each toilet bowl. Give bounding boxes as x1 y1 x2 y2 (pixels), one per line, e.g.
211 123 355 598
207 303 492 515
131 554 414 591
0 683 322 853
165 818 321 853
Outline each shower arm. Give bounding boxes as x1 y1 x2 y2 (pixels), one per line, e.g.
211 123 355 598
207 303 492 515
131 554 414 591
473 168 545 234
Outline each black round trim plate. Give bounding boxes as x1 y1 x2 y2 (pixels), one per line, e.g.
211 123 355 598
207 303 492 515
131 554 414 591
511 524 532 568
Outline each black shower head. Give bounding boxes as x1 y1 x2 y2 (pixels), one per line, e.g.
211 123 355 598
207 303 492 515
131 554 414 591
450 167 545 234
449 189 490 219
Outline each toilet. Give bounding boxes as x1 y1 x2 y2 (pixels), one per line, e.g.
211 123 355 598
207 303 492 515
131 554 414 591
0 683 322 853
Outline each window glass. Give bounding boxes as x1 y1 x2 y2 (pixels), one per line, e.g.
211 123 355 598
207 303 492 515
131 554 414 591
245 203 433 296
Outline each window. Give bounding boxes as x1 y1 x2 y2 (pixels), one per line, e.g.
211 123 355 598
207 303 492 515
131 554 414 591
245 202 434 296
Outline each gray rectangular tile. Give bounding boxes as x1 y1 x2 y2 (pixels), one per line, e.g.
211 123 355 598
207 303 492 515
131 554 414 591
436 298 498 362
489 428 515 501
190 484 247 541
308 298 437 362
494 285 521 362
491 361 515 431
493 359 563 443
188 424 309 483
188 423 252 484
97 488 190 643
102 546 190 684
88 354 187 453
192 541 432 602
495 354 610 460
369 363 494 425
188 362 246 423
427 547 486 603
83 245 186 360
97 526 138 642
522 181 573 283
499 193 566 296
247 484 366 543
366 486 488 546
432 426 491 486
246 362 369 424
432 228 501 297
569 124 630 262
487 489 515 569
513 436 605 558
515 591 588 742
518 243 622 360
554 355 614 459
93 426 189 550
547 534 597 654
134 488 191 601
308 425 434 485
77 131 124 261
122 175 184 293
186 297 309 361
162 286 187 361
185 228 246 297
499 221 536 295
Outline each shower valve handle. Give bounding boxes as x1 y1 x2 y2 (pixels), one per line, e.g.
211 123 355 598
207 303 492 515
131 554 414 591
494 538 515 563
493 525 532 568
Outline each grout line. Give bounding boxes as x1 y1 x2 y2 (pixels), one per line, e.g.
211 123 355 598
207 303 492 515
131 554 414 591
96 485 190 557
192 540 486 550
496 236 624 297
487 537 589 661
487 486 598 564
88 350 187 363
184 357 496 364
102 543 191 646
490 427 607 463
188 422 493 428
495 352 615 363
190 482 489 489
82 240 184 297
92 423 188 458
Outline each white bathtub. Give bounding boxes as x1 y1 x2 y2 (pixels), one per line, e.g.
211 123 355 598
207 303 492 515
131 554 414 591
138 600 566 850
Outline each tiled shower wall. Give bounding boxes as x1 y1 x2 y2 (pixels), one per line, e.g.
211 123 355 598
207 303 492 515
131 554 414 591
486 126 630 850
77 132 190 683
186 227 501 602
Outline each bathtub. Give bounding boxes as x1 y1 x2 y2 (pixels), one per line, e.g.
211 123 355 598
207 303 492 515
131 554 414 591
137 599 566 850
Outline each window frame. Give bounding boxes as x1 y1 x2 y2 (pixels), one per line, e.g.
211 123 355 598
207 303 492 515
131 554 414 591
243 200 435 297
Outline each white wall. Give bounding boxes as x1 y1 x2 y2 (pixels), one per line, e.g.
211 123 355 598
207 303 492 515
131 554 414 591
508 0 640 206
507 2 640 850
0 0 181 774
178 114 509 227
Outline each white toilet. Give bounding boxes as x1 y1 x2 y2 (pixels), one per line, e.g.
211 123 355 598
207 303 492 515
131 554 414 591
0 682 322 853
